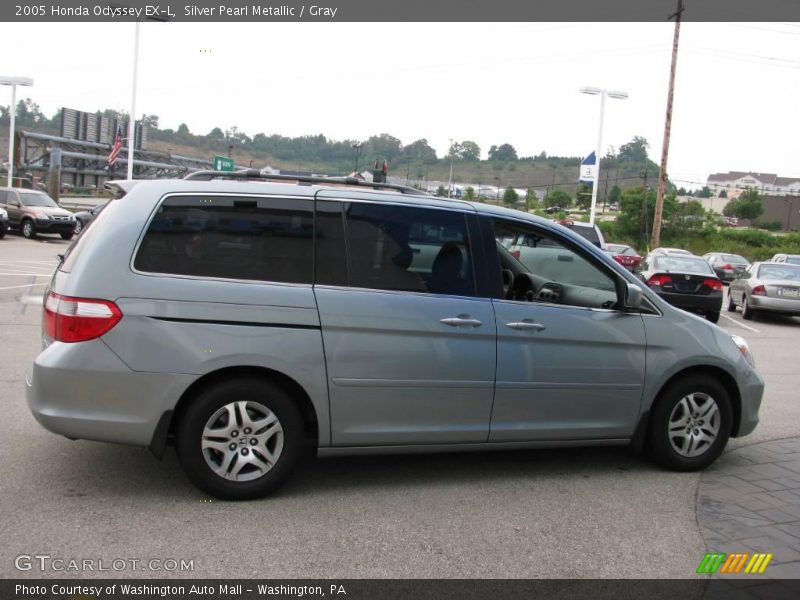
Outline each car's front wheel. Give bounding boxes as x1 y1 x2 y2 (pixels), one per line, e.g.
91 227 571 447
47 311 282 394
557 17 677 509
73 219 83 235
648 375 732 471
60 232 73 240
176 378 305 500
21 219 36 239
706 311 720 324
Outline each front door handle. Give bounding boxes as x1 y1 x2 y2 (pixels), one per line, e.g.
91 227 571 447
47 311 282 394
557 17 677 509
506 319 546 332
440 315 483 328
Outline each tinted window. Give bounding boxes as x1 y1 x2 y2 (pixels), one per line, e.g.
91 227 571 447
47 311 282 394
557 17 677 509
758 264 800 280
315 201 348 286
134 196 313 283
345 203 475 296
653 256 714 274
721 254 748 263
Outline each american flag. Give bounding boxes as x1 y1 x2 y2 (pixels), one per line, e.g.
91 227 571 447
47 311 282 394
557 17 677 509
107 127 122 166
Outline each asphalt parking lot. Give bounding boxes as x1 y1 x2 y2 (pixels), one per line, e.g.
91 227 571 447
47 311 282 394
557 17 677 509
0 233 798 579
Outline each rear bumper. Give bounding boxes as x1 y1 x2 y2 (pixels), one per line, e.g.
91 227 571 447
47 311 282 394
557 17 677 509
749 294 800 316
653 290 722 314
26 338 194 447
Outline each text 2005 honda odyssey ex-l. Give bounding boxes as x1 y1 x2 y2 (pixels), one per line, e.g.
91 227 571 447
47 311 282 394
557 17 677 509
27 172 764 500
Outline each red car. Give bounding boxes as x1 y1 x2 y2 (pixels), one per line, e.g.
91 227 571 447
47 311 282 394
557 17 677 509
605 243 642 271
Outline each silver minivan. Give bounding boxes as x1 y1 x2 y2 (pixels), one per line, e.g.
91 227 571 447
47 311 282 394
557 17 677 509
27 172 764 499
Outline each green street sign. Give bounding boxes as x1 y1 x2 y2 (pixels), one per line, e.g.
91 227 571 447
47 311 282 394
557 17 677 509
213 155 235 172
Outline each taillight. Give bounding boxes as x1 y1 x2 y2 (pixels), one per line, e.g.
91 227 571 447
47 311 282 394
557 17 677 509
703 278 723 292
722 263 733 270
510 249 521 260
752 285 766 296
44 292 122 343
646 274 672 287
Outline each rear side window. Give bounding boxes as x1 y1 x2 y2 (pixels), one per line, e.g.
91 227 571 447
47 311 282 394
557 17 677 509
134 196 313 283
344 203 475 296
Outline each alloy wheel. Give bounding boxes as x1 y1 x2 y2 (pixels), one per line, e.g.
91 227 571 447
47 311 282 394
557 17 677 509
667 392 720 458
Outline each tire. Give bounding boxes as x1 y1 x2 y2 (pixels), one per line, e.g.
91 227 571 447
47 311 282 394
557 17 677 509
648 375 732 471
176 378 305 500
60 232 73 241
706 311 720 324
73 220 83 235
742 295 755 320
21 219 36 239
727 291 736 312
0 227 5 240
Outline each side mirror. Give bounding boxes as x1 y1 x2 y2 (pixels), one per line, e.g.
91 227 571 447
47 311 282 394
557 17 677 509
624 282 644 311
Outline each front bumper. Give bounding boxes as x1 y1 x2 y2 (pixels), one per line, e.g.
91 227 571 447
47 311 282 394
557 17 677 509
735 367 765 437
26 338 194 447
34 218 74 233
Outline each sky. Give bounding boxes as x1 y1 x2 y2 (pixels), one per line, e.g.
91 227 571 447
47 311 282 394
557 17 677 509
1 20 799 189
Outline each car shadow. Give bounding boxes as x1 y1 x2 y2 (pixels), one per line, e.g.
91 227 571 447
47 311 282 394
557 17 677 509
45 440 657 501
750 313 800 327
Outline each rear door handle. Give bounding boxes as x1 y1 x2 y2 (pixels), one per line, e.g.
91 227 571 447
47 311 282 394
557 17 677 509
506 319 546 332
440 315 483 328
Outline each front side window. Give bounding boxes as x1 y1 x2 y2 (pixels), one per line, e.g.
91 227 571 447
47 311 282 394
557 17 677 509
134 196 313 283
344 203 475 296
495 219 618 309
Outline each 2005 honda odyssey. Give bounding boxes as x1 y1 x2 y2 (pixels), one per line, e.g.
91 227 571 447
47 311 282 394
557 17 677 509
27 171 764 499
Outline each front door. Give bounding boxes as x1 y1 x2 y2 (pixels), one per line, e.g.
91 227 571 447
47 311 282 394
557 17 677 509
488 217 647 441
314 200 497 446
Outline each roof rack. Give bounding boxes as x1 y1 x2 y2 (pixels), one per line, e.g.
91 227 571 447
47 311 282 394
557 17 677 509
183 169 427 195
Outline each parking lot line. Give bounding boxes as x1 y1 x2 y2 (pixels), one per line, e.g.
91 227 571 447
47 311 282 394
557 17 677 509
0 283 49 291
720 313 760 333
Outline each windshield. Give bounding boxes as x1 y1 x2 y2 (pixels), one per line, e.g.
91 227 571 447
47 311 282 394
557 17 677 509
653 256 714 275
786 256 800 266
19 192 58 208
758 264 800 280
721 254 748 264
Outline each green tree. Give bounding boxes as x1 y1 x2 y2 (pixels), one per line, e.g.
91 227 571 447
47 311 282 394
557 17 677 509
464 186 476 201
616 186 679 239
697 186 713 198
684 199 705 216
503 186 519 206
719 189 728 198
723 190 764 221
488 143 518 161
608 184 622 205
575 184 593 210
618 136 650 163
544 189 572 208
436 185 447 197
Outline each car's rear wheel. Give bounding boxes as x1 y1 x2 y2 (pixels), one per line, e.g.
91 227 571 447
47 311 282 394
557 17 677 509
73 220 83 235
176 378 305 500
21 219 36 239
648 375 732 471
727 292 736 312
60 232 73 240
706 311 720 324
742 295 755 320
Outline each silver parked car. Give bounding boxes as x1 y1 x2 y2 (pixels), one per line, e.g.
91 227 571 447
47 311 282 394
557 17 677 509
27 171 764 500
728 262 800 320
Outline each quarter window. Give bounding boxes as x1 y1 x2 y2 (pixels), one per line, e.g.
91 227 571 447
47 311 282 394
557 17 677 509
134 196 313 283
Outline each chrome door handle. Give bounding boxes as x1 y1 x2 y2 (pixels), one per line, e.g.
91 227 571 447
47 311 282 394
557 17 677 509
506 319 546 331
440 316 483 328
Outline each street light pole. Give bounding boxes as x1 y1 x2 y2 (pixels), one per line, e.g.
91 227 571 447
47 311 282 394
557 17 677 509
126 21 140 180
1 75 34 187
447 138 454 198
580 86 628 226
352 142 362 174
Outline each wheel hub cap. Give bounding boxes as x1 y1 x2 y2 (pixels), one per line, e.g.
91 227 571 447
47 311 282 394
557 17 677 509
668 392 720 458
201 400 283 482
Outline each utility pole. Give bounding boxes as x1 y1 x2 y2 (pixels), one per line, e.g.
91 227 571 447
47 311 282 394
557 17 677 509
651 0 683 248
640 169 649 248
447 138 454 198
